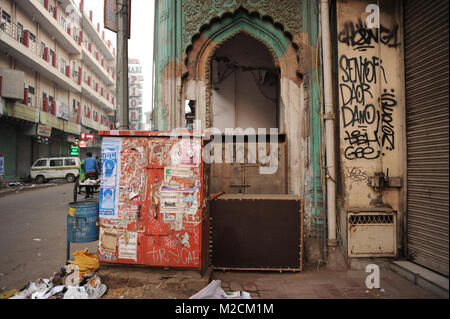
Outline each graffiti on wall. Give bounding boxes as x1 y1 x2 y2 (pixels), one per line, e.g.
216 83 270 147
338 19 401 51
339 19 400 164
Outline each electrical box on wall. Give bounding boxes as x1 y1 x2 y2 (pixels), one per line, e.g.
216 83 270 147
347 209 397 257
0 69 25 100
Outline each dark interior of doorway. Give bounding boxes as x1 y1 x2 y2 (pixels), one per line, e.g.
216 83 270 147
208 33 287 195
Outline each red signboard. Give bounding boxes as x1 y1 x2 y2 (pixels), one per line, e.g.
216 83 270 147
104 0 131 39
81 133 95 141
78 141 88 148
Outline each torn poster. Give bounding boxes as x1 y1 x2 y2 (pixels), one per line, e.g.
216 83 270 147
118 231 138 261
100 229 118 253
182 191 199 215
160 191 199 215
160 191 183 212
181 140 201 167
170 139 201 168
99 138 122 219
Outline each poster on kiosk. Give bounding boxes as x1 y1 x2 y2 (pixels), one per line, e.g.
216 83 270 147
97 131 207 271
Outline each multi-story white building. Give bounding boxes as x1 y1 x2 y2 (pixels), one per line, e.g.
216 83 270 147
0 0 116 181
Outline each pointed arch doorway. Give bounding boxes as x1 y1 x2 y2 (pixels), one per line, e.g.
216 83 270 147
208 32 287 195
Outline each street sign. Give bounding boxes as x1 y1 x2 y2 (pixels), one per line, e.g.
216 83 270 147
79 141 89 148
104 0 131 38
81 133 95 141
70 145 80 156
37 124 52 138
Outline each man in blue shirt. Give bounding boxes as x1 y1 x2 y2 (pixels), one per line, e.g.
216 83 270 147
83 152 99 198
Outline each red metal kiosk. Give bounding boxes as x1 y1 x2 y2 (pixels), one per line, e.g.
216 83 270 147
96 131 208 272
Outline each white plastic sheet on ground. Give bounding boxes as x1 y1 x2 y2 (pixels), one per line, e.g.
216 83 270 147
189 280 251 299
9 279 52 299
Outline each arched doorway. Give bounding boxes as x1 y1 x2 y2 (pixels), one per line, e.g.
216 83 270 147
182 10 305 196
210 33 280 131
208 32 286 194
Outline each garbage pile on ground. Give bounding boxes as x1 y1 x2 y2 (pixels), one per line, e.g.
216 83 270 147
8 182 23 187
189 280 251 299
7 250 107 300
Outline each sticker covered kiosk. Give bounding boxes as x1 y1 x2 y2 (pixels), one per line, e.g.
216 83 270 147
97 131 209 273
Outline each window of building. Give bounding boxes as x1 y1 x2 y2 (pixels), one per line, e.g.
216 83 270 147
50 159 63 167
60 17 66 31
28 86 35 107
17 22 24 42
61 58 66 74
1 10 11 23
40 41 46 57
30 32 36 43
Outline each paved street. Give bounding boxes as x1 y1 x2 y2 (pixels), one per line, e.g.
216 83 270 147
0 183 98 293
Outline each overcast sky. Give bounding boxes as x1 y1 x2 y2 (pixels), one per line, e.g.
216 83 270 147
74 0 155 121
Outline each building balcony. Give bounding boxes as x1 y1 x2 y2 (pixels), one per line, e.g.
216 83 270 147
0 21 81 93
81 80 115 116
81 12 114 61
82 45 114 86
15 0 81 56
81 113 109 132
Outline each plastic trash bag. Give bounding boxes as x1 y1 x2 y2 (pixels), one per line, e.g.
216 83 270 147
63 286 89 299
33 286 66 299
85 275 108 299
189 280 251 299
69 250 100 276
10 279 52 299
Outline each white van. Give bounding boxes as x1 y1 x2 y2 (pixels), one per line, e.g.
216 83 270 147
30 157 80 184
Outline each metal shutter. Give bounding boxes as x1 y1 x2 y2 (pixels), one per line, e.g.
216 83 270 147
404 0 449 276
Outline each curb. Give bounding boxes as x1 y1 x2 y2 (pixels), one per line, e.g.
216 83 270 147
0 183 62 198
389 260 449 299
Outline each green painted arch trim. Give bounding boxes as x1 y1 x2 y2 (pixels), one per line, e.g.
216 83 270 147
198 11 291 58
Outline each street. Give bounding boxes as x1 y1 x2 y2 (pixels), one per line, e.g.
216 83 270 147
0 183 98 293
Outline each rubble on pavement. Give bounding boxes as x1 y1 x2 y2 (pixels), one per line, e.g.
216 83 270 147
8 250 107 300
189 280 251 299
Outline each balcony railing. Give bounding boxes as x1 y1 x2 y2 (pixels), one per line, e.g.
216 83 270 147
39 0 80 45
82 40 114 82
0 18 81 89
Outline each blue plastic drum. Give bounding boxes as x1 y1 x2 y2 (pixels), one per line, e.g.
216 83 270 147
67 201 99 260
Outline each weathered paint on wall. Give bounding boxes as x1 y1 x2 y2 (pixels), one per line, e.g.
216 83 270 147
302 0 326 263
336 0 406 256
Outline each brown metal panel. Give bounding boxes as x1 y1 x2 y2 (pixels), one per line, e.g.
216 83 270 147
210 197 302 270
404 0 449 276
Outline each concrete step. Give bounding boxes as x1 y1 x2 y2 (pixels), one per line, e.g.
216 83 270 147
389 260 449 298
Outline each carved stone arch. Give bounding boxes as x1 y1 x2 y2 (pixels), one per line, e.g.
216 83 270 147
183 9 302 128
181 1 304 58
